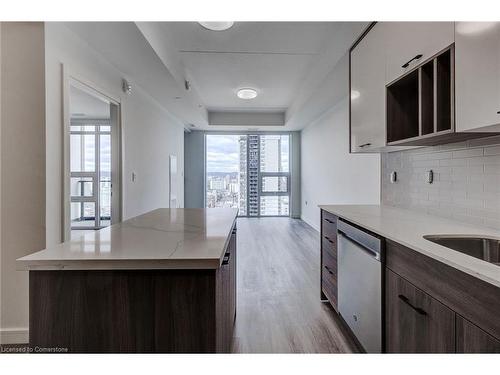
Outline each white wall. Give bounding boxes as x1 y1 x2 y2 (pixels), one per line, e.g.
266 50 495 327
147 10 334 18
300 55 380 231
1 22 186 344
1 23 46 344
121 87 185 219
184 131 205 209
45 22 185 246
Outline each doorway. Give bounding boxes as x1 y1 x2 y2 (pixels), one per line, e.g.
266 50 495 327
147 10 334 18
66 80 121 238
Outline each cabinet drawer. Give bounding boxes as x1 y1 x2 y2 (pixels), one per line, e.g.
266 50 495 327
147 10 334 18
321 235 337 256
385 268 456 353
321 211 337 240
322 262 337 308
322 246 337 277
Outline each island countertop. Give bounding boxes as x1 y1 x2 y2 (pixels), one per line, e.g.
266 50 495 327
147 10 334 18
17 208 238 271
319 204 500 288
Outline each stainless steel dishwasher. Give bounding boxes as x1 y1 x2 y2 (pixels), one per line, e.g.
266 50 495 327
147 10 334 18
337 219 384 353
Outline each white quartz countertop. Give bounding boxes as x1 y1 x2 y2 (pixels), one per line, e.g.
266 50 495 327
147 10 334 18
17 208 238 271
319 205 500 288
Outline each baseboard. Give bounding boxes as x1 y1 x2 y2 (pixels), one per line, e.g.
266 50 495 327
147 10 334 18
0 328 29 344
300 215 319 232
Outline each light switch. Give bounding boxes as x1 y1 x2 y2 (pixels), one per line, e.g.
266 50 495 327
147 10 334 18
132 172 137 182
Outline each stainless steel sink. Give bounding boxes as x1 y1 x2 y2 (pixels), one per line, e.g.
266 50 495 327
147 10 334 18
423 235 500 266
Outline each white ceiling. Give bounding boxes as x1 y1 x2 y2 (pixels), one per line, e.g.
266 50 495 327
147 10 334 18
160 22 335 111
138 21 368 130
64 21 368 131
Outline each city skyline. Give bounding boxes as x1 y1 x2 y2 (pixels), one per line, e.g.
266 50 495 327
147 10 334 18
206 134 290 216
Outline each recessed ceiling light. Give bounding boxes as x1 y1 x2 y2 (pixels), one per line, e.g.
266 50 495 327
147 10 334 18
237 88 258 100
198 22 234 31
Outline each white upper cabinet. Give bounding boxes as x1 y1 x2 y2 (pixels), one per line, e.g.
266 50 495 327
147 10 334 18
455 22 500 132
350 23 387 153
384 22 454 84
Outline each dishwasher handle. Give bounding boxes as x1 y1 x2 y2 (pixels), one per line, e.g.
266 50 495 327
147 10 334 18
338 230 381 261
337 219 382 257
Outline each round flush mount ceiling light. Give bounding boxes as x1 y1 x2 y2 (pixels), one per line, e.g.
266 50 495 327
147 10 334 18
237 88 258 100
198 22 234 31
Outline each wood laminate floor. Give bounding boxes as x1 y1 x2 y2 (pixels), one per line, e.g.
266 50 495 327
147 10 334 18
232 217 359 353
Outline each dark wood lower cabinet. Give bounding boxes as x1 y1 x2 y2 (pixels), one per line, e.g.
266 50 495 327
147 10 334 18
385 268 456 353
215 227 237 353
29 227 237 353
456 316 500 353
320 210 338 312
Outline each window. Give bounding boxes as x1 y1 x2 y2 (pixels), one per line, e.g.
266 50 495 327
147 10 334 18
205 134 290 217
206 135 246 213
70 122 112 229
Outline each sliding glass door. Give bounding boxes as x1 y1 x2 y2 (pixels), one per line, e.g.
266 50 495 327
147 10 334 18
205 134 290 217
70 121 111 229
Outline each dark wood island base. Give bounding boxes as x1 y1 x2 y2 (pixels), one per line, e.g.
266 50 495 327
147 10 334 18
29 228 237 353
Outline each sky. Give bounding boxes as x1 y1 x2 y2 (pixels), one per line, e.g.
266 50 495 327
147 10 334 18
206 134 290 174
206 135 240 173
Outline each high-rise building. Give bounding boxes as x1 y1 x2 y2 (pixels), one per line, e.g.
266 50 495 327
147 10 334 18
247 135 260 216
236 134 289 217
260 135 288 216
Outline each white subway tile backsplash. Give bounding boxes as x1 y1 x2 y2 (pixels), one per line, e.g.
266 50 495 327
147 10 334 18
484 145 500 156
452 148 483 158
484 165 500 174
382 139 500 230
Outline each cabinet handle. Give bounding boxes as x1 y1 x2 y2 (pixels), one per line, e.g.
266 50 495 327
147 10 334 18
324 265 334 276
398 294 427 316
324 218 334 224
324 236 335 244
497 111 500 114
359 143 372 148
401 54 423 68
222 253 230 265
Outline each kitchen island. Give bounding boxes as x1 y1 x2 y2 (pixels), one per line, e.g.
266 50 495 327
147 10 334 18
17 208 238 353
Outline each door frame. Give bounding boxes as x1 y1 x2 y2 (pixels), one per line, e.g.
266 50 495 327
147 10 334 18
62 65 123 241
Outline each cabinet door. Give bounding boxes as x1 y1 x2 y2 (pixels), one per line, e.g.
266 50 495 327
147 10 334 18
385 22 454 84
455 22 500 132
385 269 455 353
229 228 237 324
456 316 500 353
350 23 387 152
